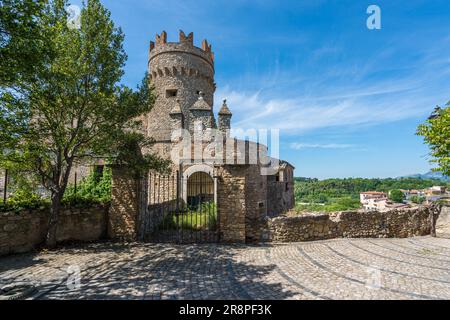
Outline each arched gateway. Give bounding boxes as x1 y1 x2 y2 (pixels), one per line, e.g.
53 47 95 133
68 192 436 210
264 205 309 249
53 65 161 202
137 168 219 244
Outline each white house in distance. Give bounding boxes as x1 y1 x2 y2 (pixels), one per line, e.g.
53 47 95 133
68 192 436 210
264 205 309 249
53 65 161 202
360 192 388 211
360 192 387 203
360 191 410 212
400 189 425 200
427 186 447 195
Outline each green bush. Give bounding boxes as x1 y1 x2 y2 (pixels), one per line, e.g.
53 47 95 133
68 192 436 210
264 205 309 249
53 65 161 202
410 195 426 204
0 189 49 213
0 166 112 212
63 166 112 206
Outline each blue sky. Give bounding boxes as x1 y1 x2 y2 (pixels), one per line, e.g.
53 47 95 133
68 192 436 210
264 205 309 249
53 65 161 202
72 0 450 179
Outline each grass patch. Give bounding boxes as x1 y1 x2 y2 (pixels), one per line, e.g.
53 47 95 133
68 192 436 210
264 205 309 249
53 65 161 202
158 202 217 231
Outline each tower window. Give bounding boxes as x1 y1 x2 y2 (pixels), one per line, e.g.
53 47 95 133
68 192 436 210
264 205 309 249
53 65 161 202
166 89 178 98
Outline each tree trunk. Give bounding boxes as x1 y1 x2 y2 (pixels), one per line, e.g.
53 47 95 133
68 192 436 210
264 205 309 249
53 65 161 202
46 191 62 248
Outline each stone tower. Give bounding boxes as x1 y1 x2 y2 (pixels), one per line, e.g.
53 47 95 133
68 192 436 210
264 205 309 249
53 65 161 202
146 30 216 159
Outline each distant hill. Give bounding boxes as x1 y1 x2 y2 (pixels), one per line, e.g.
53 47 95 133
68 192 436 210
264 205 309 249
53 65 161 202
401 171 450 182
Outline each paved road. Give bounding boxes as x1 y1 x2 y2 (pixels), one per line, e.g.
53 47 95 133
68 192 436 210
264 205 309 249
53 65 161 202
1 237 450 300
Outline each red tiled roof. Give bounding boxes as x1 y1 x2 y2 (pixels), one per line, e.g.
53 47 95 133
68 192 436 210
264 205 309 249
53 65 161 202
361 191 386 195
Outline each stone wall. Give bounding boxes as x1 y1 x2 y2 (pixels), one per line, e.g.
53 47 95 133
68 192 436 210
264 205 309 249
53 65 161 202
265 207 433 242
244 165 268 243
0 205 108 256
267 179 294 217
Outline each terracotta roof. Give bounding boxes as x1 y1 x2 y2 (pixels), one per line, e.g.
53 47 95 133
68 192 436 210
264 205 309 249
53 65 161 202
361 191 386 195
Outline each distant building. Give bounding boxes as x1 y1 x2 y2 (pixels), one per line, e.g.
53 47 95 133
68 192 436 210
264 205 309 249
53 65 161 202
426 186 447 195
400 189 425 200
360 192 387 202
360 192 388 211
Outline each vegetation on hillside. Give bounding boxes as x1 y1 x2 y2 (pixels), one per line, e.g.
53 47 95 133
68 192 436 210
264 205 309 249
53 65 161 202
294 177 449 212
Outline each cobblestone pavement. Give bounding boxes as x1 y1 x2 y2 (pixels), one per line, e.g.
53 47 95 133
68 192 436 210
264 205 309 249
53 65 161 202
1 236 450 300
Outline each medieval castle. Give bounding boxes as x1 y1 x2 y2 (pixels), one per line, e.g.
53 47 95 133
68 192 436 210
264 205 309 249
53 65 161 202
142 31 294 224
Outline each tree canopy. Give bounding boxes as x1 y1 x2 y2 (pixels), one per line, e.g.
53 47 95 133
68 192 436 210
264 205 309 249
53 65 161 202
0 0 48 86
417 102 450 177
389 189 405 203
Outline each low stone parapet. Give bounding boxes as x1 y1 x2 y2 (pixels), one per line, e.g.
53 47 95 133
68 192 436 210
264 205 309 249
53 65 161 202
0 205 109 256
264 206 434 242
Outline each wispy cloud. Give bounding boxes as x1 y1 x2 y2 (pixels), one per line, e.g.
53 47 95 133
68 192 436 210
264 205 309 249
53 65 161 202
216 47 450 135
216 86 434 135
290 143 355 150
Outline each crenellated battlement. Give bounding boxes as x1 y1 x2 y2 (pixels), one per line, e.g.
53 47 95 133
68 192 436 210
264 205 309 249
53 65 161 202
148 65 215 84
149 30 214 66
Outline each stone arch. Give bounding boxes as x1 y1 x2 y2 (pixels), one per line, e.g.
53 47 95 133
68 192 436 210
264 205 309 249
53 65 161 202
186 172 214 207
182 164 217 204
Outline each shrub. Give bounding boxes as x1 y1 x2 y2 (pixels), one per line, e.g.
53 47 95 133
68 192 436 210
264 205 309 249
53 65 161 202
410 195 426 204
63 166 112 206
0 189 49 213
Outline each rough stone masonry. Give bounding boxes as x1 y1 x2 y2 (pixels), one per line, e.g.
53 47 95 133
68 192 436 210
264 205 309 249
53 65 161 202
264 206 438 242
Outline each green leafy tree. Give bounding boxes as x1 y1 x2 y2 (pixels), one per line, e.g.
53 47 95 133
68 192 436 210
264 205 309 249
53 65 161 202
417 103 450 177
0 0 168 247
389 189 405 203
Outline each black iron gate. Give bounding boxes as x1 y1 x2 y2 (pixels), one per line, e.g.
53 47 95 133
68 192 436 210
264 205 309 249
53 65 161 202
138 171 219 243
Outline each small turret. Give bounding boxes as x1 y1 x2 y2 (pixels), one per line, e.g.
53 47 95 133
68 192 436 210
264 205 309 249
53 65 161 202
218 99 232 135
189 92 214 135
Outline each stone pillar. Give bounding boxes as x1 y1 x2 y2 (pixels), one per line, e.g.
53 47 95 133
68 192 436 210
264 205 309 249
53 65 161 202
216 164 267 243
216 165 247 243
108 166 140 241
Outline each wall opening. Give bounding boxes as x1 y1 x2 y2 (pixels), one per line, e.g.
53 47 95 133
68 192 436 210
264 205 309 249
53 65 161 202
166 89 178 98
187 172 214 207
